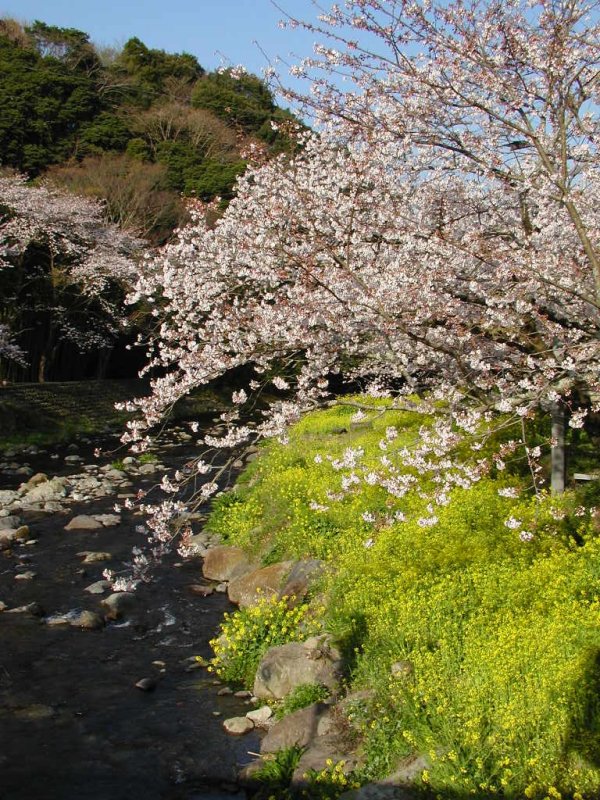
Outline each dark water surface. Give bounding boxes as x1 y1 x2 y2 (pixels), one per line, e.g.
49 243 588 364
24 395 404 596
0 435 258 800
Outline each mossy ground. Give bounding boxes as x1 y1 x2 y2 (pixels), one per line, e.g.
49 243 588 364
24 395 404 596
207 400 600 799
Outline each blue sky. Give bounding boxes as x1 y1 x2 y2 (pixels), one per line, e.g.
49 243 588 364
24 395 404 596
1 0 319 79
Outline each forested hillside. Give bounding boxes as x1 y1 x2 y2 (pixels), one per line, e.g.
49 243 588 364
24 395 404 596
0 18 298 241
0 17 299 383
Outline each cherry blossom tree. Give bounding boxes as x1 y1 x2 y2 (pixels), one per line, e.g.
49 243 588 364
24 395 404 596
0 174 144 381
123 0 600 566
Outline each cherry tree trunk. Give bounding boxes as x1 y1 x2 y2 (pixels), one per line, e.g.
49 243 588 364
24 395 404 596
551 403 566 495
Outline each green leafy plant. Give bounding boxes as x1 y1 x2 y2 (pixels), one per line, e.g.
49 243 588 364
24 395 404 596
275 683 331 720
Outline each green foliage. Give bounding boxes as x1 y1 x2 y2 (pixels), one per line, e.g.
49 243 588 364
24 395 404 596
252 746 304 800
0 17 301 235
208 401 600 798
209 594 323 687
275 683 331 720
191 69 274 132
79 112 131 153
0 33 99 173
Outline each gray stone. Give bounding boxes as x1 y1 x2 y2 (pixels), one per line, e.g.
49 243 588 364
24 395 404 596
222 716 254 736
202 546 256 582
84 580 111 595
138 463 157 475
101 591 136 620
93 514 121 527
0 490 19 506
280 559 325 603
25 478 68 503
77 551 112 564
246 705 273 726
0 601 6 611
188 584 214 597
0 515 22 529
261 703 331 753
293 735 358 784
254 635 343 700
65 515 103 531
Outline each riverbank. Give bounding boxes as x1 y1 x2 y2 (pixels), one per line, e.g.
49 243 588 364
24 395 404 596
0 426 259 800
202 401 600 799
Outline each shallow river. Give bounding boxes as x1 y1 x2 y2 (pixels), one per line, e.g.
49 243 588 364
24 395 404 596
0 430 259 800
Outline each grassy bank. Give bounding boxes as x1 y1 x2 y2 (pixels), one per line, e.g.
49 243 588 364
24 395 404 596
207 400 600 799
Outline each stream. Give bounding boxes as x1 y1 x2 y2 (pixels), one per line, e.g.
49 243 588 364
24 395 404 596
0 425 259 800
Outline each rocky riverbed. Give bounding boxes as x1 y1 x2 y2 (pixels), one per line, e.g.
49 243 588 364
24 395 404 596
0 427 260 800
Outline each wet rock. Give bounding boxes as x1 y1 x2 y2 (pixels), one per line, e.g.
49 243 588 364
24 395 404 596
223 716 254 736
104 468 126 481
77 551 112 564
202 546 256 582
101 591 136 620
188 584 214 597
84 580 111 594
0 531 16 550
0 600 6 611
217 687 233 696
65 515 103 531
138 463 157 475
6 601 44 615
71 610 104 629
64 454 83 464
16 466 34 477
246 705 273 727
14 704 55 721
14 570 36 581
234 690 253 699
122 456 137 466
135 677 157 691
12 525 29 541
227 561 294 608
93 513 121 527
253 635 343 700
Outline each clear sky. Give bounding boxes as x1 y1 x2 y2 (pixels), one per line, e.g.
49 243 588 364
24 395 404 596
0 0 319 81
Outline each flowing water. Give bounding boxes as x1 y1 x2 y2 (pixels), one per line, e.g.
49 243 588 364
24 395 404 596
0 430 259 800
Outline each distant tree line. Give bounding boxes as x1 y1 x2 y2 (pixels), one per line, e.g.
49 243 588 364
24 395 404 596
0 18 299 242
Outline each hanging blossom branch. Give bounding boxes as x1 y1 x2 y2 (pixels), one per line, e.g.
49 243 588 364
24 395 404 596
116 0 600 581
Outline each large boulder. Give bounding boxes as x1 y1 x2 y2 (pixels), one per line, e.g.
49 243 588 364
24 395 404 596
260 702 331 753
279 559 324 603
202 546 256 582
253 635 343 700
228 561 294 607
